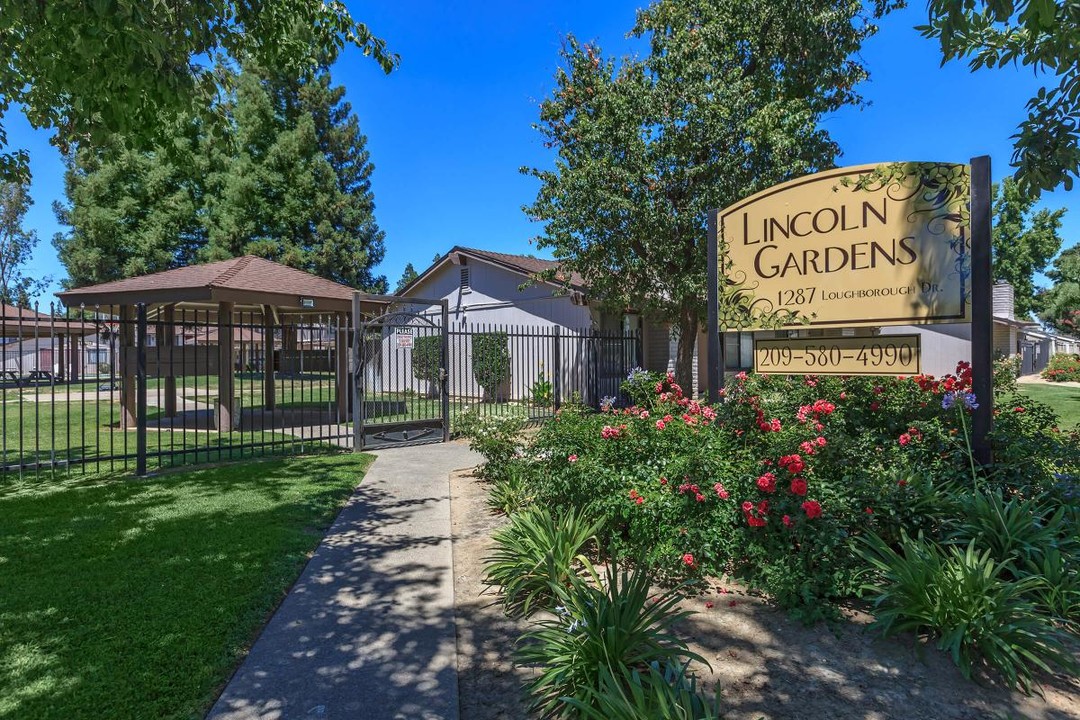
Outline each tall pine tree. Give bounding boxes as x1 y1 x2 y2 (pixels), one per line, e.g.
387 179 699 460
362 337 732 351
53 126 207 288
54 65 387 293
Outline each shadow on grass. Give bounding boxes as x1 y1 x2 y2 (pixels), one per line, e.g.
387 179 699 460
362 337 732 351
0 454 370 720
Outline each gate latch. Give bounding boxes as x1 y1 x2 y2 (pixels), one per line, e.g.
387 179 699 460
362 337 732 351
439 367 448 382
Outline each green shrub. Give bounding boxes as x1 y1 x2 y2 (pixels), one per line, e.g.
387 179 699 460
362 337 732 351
1022 548 1080 628
528 365 554 407
487 464 534 515
473 332 511 400
1041 353 1080 382
483 506 599 618
455 410 525 480
859 533 1077 692
511 359 1080 615
411 335 442 396
994 354 1021 392
944 490 1070 572
621 367 663 408
516 564 707 718
560 662 720 720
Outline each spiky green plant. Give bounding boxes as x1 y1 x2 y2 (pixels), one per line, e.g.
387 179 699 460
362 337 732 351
859 533 1077 693
516 564 708 718
1022 548 1080 630
483 506 599 617
560 661 720 720
944 490 1069 571
486 464 533 515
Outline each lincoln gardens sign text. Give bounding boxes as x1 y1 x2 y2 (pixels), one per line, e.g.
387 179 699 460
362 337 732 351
716 162 970 328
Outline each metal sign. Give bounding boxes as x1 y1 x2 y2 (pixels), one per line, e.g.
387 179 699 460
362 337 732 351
716 162 970 329
753 335 920 376
396 333 414 349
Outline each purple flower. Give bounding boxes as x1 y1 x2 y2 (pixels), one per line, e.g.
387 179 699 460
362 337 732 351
943 390 978 411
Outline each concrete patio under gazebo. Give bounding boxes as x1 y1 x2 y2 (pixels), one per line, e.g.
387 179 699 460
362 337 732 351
57 256 387 431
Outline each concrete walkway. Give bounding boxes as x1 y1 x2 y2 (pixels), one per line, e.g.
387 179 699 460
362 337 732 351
207 441 480 720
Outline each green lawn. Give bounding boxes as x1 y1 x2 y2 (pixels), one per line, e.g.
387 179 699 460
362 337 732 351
0 397 303 473
0 453 371 720
1016 382 1080 428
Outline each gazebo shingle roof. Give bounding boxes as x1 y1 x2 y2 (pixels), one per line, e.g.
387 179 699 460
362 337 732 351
58 256 375 313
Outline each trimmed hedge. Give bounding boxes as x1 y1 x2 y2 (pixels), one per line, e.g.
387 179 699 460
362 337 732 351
473 332 511 401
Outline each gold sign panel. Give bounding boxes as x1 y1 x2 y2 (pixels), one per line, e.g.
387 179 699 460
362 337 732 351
754 335 921 376
718 162 970 329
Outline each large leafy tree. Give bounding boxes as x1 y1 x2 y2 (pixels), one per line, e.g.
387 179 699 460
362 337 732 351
991 177 1065 318
54 66 387 293
523 0 895 387
1040 246 1080 333
920 0 1080 193
0 179 46 306
0 1 396 183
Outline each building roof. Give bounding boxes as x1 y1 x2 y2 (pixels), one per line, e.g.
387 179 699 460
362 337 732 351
398 246 587 297
0 304 97 337
57 256 385 315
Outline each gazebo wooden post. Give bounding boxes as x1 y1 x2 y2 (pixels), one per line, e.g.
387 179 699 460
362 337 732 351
162 305 177 416
217 301 235 431
120 305 136 429
336 311 348 422
262 305 275 411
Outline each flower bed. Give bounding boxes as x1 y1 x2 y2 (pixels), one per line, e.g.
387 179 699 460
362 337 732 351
500 365 1072 617
465 361 1080 706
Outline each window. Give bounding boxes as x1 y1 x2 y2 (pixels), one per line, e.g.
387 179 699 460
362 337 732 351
459 267 471 293
723 331 754 370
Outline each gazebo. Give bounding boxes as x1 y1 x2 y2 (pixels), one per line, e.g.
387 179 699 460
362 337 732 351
57 256 386 430
0 304 98 380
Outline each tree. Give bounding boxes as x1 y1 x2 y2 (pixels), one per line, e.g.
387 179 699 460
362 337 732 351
0 1 396 183
992 177 1065 318
395 263 420 293
523 0 895 388
920 0 1080 193
1040 246 1080 333
0 180 47 306
203 67 387 292
53 128 207 288
54 65 388 293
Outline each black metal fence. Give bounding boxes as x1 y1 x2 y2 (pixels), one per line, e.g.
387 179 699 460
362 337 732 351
444 324 641 422
0 303 640 479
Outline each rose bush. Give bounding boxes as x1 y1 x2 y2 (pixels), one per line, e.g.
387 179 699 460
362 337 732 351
477 364 1080 620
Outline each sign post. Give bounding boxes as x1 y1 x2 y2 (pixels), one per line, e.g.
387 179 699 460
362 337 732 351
970 156 993 465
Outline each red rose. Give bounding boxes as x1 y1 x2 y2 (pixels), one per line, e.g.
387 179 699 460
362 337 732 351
801 500 822 519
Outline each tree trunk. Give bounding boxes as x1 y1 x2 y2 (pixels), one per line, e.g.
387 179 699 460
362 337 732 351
675 306 698 395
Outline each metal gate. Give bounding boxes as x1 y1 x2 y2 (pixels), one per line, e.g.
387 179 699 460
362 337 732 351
352 297 449 450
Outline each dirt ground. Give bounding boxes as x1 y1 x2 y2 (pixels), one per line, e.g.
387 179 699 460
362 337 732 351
450 470 1080 720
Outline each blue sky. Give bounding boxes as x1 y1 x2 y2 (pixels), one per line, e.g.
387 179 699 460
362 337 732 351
7 0 1078 305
